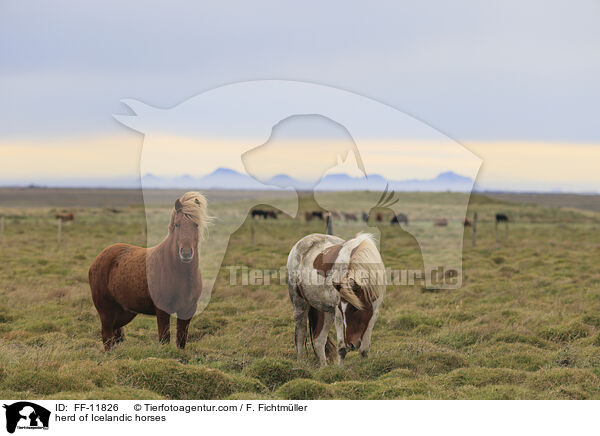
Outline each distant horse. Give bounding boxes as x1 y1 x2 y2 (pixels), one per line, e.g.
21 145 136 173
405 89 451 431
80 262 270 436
463 218 472 227
343 213 358 222
89 192 209 351
330 211 341 220
252 209 277 219
434 218 448 227
495 213 509 241
311 211 324 221
304 211 313 222
375 213 383 222
55 212 74 221
496 213 509 223
287 233 386 366
361 212 368 223
391 213 408 226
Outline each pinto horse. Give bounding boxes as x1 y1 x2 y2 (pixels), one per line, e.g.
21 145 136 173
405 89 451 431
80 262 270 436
89 192 209 351
287 233 386 366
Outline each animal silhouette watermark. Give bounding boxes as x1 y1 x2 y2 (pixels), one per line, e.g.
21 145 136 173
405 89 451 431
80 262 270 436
113 80 481 319
2 402 50 434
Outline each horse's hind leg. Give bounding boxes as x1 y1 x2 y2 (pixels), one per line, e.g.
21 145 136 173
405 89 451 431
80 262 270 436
294 305 309 360
114 328 125 343
113 309 136 344
99 313 117 351
290 283 309 360
114 308 137 344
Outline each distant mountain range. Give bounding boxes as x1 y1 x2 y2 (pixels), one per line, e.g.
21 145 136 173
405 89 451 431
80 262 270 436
1 168 475 191
139 168 474 192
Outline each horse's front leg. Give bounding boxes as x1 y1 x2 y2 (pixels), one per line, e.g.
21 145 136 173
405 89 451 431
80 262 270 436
334 306 346 365
359 303 381 358
156 309 171 344
313 311 335 366
176 317 191 349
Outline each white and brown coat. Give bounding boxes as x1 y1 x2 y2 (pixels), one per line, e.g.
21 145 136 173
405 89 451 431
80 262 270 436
287 233 386 366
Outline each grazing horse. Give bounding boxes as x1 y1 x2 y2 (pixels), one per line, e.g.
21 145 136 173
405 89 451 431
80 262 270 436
287 233 386 366
89 192 209 351
434 218 448 227
361 212 368 223
343 213 358 222
311 211 324 221
375 213 383 222
251 209 266 219
391 213 408 226
252 209 278 219
463 218 472 227
55 212 74 221
496 213 509 223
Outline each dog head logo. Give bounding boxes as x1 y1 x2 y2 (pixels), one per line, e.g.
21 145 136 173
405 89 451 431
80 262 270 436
115 80 481 315
3 402 50 434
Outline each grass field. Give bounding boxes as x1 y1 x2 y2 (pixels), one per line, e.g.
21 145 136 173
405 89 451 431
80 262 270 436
1 189 600 400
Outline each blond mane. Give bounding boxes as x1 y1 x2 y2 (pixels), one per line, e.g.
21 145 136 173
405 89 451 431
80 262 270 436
169 191 211 239
331 233 386 310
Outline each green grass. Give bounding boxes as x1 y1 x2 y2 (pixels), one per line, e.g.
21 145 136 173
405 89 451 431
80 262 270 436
1 190 600 399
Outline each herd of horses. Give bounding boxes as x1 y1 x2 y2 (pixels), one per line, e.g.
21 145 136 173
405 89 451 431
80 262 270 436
259 208 509 228
88 191 510 365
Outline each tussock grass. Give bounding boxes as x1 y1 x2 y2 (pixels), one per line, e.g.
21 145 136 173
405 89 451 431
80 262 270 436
245 358 311 390
276 379 331 400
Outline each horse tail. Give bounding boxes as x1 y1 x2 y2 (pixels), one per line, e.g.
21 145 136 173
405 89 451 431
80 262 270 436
308 307 336 363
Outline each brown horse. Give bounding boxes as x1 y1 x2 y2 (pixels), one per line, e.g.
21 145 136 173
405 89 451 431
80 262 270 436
89 192 209 351
343 213 358 222
434 218 448 227
55 212 74 221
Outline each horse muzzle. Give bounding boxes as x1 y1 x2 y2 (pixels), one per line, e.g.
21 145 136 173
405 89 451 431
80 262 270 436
346 340 361 351
179 247 194 263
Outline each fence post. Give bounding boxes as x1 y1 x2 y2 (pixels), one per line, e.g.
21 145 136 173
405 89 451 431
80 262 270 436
495 219 499 247
472 212 477 247
326 214 333 235
57 218 62 244
0 216 4 243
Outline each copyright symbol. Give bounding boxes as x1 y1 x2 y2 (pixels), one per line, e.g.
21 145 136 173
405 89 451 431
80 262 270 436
134 404 141 411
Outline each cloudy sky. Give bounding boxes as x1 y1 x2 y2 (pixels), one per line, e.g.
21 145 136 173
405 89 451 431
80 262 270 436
1 1 599 191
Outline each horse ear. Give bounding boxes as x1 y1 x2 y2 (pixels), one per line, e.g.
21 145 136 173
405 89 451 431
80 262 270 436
175 198 183 212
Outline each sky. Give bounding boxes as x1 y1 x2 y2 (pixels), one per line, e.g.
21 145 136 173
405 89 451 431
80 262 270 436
1 1 599 191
